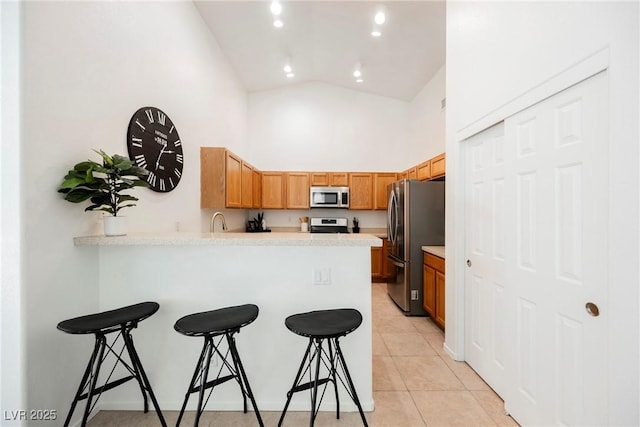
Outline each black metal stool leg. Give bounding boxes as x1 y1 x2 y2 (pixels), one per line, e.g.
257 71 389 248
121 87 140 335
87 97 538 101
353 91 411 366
122 327 167 427
194 337 214 427
81 335 107 427
227 333 264 426
335 339 368 427
309 338 323 427
327 339 340 419
278 339 314 427
177 339 209 426
63 336 102 427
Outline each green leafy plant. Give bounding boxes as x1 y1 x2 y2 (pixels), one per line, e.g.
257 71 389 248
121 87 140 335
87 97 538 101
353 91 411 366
58 149 149 216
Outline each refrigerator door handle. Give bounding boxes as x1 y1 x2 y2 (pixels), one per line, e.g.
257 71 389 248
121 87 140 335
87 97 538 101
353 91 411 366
387 254 405 268
387 189 398 245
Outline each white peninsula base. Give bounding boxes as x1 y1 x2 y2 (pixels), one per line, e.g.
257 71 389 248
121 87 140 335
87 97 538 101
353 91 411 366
74 232 380 413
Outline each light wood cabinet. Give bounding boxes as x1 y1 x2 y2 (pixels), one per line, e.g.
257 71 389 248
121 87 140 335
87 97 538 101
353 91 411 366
407 167 417 180
262 172 285 209
201 147 248 209
423 252 445 330
286 172 310 209
372 238 396 281
241 162 253 209
349 173 374 210
430 153 446 178
310 172 349 187
374 173 397 210
252 169 262 208
417 160 431 181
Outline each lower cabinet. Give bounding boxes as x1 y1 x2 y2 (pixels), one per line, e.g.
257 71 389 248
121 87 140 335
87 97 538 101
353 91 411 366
423 252 445 330
372 238 395 281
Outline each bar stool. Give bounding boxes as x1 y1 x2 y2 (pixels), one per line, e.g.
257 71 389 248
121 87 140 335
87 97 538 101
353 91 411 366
174 304 264 427
278 308 368 427
57 301 166 427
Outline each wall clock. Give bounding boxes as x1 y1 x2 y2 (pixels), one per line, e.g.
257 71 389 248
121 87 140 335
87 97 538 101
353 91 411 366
126 106 183 192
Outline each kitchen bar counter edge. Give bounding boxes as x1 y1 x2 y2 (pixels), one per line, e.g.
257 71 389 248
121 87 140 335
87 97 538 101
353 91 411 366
74 231 382 247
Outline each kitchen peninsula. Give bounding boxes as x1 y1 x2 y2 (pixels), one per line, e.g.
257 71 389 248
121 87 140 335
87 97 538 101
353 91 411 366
74 232 380 413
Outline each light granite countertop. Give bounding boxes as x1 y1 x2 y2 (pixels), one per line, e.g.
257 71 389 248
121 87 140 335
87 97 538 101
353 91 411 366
422 245 445 259
74 231 382 247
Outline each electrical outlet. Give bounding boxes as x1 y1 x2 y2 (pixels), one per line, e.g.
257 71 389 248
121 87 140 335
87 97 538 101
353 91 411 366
313 268 331 285
411 290 419 300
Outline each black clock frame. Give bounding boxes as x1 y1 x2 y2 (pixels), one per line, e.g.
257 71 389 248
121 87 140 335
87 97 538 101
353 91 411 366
126 106 183 192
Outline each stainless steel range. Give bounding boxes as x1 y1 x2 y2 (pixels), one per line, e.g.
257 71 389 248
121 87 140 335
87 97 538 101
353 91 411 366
309 217 349 233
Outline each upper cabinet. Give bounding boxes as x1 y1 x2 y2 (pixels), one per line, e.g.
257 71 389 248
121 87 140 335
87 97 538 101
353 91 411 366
241 161 254 209
262 172 285 209
201 147 246 209
349 173 374 210
252 169 262 209
429 153 446 179
374 173 397 210
416 160 431 180
310 172 348 187
286 172 310 209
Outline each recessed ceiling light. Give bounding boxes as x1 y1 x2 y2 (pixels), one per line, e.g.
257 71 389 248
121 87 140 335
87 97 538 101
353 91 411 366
284 64 292 73
353 70 362 78
273 19 283 28
374 12 386 25
356 78 364 83
270 1 282 16
286 72 295 78
371 30 382 37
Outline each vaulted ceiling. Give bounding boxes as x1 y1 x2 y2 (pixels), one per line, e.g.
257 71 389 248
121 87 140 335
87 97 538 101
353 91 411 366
194 1 446 101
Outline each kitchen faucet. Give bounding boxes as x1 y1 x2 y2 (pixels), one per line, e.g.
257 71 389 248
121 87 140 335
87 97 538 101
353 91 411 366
209 211 227 232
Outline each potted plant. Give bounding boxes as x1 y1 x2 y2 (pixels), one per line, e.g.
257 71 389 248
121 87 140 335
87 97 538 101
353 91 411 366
58 149 149 236
352 217 360 233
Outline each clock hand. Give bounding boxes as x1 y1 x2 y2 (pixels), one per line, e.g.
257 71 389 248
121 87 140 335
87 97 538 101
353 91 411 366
155 145 166 170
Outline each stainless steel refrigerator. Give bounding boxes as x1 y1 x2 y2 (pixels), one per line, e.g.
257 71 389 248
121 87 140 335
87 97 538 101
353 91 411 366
387 179 445 315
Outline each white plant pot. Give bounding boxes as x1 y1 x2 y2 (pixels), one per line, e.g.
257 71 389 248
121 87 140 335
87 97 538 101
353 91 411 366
103 216 128 236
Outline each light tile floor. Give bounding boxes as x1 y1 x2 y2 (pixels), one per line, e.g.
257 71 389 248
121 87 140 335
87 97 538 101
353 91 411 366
87 283 519 426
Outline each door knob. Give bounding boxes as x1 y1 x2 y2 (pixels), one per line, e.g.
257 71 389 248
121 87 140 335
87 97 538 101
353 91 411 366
466 259 472 267
585 302 600 317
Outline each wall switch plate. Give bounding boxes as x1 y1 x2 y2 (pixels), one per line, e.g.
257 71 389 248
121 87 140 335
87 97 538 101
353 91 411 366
411 290 419 300
313 268 331 285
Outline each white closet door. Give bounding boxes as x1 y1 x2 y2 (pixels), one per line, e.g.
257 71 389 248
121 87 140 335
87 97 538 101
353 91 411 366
464 71 609 426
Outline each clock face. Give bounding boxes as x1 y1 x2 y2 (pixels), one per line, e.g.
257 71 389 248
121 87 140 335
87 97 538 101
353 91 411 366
126 106 183 192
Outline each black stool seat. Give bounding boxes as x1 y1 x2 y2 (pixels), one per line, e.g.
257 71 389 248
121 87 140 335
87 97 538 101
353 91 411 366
285 309 362 339
57 302 159 334
57 302 166 427
174 304 258 336
174 303 263 427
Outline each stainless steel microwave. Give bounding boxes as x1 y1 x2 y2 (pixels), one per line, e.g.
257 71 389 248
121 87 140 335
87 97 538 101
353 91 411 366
310 186 349 208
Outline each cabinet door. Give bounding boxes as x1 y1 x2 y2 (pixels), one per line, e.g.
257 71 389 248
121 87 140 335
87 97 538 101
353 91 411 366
423 264 436 316
348 173 373 210
225 151 242 208
200 147 226 209
262 172 285 209
417 160 431 181
434 271 446 329
330 173 349 186
286 172 310 209
407 167 417 179
241 162 253 209
252 169 262 208
374 173 397 210
310 172 329 186
430 153 446 178
371 246 382 279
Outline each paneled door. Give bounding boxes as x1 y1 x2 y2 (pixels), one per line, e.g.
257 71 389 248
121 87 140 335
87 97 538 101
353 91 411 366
464 71 609 426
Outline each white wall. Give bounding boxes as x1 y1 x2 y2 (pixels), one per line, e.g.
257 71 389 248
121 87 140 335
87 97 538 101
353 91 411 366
445 2 639 425
407 65 446 161
20 1 248 424
247 82 410 172
1 2 26 424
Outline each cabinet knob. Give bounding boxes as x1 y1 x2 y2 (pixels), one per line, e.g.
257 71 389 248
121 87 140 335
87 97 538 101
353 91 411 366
466 259 472 267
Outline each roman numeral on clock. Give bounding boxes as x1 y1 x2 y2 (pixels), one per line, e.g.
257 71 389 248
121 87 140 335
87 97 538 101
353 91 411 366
134 154 147 169
157 111 166 126
159 179 165 191
169 177 175 188
147 171 157 187
174 139 181 147
135 119 145 131
176 154 184 164
131 137 142 148
174 168 182 178
145 109 154 124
